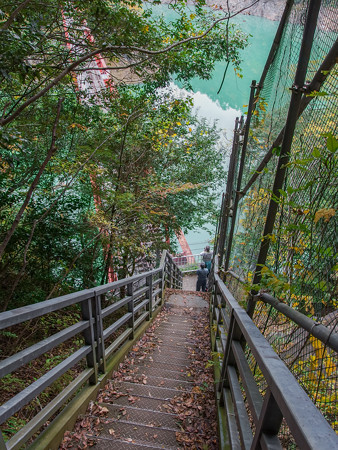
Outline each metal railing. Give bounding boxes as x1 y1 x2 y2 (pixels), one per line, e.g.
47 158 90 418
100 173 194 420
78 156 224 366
0 251 182 450
172 253 203 272
210 258 338 449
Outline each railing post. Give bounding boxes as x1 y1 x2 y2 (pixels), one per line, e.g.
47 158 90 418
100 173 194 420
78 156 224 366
127 282 134 339
250 389 283 449
219 310 242 405
219 117 241 267
167 257 172 288
81 298 98 384
146 274 153 318
93 291 106 373
0 433 7 450
225 82 257 270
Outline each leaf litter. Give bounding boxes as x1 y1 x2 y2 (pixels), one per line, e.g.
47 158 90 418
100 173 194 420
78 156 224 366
59 291 218 449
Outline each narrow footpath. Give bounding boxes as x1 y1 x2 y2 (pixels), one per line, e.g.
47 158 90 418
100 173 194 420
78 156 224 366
60 286 218 449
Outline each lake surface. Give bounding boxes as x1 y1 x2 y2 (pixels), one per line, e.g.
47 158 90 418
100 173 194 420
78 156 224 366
151 6 279 255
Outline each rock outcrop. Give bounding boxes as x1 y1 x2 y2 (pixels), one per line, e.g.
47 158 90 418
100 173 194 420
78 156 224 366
205 0 286 21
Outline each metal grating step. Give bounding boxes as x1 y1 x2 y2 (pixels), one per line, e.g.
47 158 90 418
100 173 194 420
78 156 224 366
154 335 194 346
154 343 193 353
92 436 176 449
149 351 190 364
161 318 193 325
129 366 191 382
121 374 192 390
120 362 190 380
155 330 191 339
98 419 179 447
158 322 192 330
98 403 178 429
133 360 190 372
116 381 190 399
107 394 169 412
153 346 190 356
156 322 192 330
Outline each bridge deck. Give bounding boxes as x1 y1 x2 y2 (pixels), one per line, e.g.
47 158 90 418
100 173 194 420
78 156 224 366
61 291 217 449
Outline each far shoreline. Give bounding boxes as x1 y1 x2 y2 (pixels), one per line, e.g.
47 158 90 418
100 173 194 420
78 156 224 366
150 0 285 22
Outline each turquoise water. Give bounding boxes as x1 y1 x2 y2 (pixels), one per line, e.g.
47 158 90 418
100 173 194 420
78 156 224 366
149 6 279 254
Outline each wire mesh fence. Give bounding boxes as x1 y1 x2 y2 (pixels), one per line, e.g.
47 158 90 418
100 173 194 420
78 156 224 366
216 0 338 439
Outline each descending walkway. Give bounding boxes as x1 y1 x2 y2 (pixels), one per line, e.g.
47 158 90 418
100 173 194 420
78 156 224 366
61 290 217 449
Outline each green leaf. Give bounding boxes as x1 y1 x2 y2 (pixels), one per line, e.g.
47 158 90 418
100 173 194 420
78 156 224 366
322 132 338 153
312 147 321 158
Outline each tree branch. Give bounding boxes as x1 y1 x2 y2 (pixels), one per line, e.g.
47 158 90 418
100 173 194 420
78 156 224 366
1 0 32 31
0 97 64 260
0 2 258 126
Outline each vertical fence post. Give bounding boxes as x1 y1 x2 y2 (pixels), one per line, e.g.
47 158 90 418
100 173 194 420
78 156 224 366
146 274 153 319
81 298 98 384
214 192 225 253
159 268 164 297
247 0 322 317
167 256 172 288
257 0 294 94
225 83 257 270
127 282 134 339
93 291 106 373
219 117 240 267
0 433 7 450
250 389 283 449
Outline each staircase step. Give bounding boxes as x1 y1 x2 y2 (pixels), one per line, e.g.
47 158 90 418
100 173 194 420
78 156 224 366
106 394 169 412
154 334 194 344
161 318 193 325
133 360 190 372
153 343 192 353
128 365 191 382
157 323 192 331
121 374 192 390
92 436 176 449
99 420 178 447
149 352 190 365
116 381 190 399
155 325 192 333
130 363 190 379
99 403 178 428
152 347 190 357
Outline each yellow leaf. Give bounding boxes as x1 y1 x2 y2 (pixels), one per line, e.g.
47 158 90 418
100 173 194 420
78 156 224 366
314 208 335 223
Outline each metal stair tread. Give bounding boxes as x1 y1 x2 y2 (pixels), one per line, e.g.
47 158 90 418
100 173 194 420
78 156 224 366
131 363 190 379
91 435 177 449
119 374 192 390
116 380 191 398
130 367 192 383
98 419 179 447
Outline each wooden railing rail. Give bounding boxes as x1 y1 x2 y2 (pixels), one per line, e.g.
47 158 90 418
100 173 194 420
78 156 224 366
0 250 182 450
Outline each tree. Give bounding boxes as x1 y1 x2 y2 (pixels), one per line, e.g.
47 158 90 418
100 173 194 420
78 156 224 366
0 0 248 308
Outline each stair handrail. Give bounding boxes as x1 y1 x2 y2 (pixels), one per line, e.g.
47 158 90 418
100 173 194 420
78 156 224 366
210 255 338 449
0 250 182 450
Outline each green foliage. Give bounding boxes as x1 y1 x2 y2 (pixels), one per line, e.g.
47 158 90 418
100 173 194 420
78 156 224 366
0 1 247 309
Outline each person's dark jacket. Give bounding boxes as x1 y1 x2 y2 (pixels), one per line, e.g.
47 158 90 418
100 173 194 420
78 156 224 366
197 267 209 281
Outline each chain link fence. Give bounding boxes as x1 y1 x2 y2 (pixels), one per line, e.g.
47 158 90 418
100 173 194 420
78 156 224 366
217 0 337 438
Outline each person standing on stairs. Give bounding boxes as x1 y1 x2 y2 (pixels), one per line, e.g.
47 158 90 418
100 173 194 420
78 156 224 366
196 262 209 292
201 245 213 273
